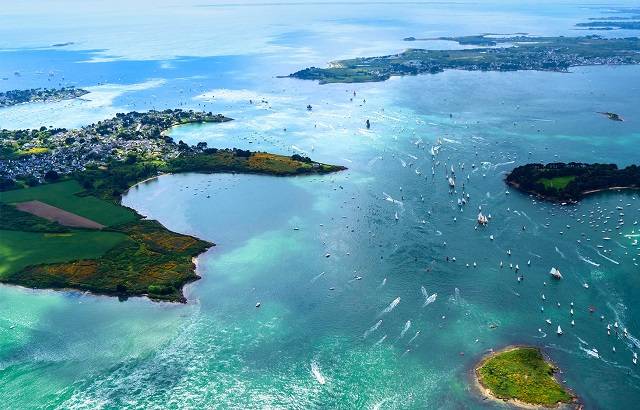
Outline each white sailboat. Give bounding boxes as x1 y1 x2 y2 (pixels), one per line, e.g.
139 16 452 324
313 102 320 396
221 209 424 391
550 267 563 280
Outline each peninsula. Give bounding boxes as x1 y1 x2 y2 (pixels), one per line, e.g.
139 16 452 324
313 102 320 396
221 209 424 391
505 162 640 203
287 35 640 84
475 346 576 408
0 109 345 302
0 87 89 107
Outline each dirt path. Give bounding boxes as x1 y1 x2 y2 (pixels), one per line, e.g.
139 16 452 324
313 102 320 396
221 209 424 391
15 200 105 229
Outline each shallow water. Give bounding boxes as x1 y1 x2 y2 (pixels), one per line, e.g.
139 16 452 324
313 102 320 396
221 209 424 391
1 1 640 408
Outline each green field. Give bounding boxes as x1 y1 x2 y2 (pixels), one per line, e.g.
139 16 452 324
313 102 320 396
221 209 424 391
0 180 137 226
0 229 127 278
476 347 573 406
538 175 576 190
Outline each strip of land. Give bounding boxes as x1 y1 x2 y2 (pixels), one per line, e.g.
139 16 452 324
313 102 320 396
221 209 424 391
287 35 640 84
15 200 105 229
0 87 88 108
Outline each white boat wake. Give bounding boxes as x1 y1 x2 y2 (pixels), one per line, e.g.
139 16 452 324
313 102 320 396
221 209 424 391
379 297 401 316
311 361 326 385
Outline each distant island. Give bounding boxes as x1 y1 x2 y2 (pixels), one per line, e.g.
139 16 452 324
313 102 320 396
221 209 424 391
0 87 89 107
287 35 640 84
506 162 640 203
576 8 640 31
0 109 345 302
576 21 640 30
475 346 577 408
598 111 624 121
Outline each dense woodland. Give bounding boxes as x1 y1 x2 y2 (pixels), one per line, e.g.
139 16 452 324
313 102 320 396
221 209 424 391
506 162 640 201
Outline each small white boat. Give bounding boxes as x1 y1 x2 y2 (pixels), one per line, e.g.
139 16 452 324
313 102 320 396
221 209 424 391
557 325 563 335
549 267 563 280
546 319 552 325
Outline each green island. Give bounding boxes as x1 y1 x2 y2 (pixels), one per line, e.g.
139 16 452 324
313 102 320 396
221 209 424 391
475 346 576 408
0 87 89 107
287 35 640 84
506 162 640 203
0 109 345 302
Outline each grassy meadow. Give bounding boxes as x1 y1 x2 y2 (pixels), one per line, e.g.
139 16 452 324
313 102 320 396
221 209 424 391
0 180 137 226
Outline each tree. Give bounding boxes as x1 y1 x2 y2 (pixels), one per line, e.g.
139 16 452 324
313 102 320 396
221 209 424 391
44 170 60 182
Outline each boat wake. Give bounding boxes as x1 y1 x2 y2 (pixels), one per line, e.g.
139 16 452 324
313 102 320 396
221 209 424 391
379 297 401 316
383 192 403 206
311 361 326 385
399 320 411 339
596 250 620 265
422 293 437 307
364 320 383 339
577 251 600 267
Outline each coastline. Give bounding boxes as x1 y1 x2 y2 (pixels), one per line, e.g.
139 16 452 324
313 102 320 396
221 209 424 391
472 345 579 409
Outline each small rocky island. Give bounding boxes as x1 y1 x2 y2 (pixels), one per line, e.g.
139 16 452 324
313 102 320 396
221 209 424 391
475 346 576 408
0 109 345 302
0 87 89 107
506 162 640 203
598 111 624 121
287 35 640 84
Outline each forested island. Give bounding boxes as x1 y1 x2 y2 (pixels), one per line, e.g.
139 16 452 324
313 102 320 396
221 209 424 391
0 87 89 107
475 346 576 408
0 109 345 302
287 35 640 84
506 162 640 203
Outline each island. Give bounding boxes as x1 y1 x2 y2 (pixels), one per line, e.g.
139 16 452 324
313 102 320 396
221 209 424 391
575 7 640 31
0 109 346 302
576 21 640 31
505 162 640 203
286 35 640 84
598 111 624 121
475 346 576 408
0 87 89 107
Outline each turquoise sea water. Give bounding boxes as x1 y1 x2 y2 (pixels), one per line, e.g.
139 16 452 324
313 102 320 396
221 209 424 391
1 1 640 408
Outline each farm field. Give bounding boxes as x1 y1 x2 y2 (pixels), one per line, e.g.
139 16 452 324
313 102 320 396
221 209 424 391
0 180 137 226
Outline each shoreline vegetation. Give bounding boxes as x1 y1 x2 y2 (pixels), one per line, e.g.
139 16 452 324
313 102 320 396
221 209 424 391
286 35 640 84
474 346 577 408
505 162 640 203
0 109 346 302
0 87 89 107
